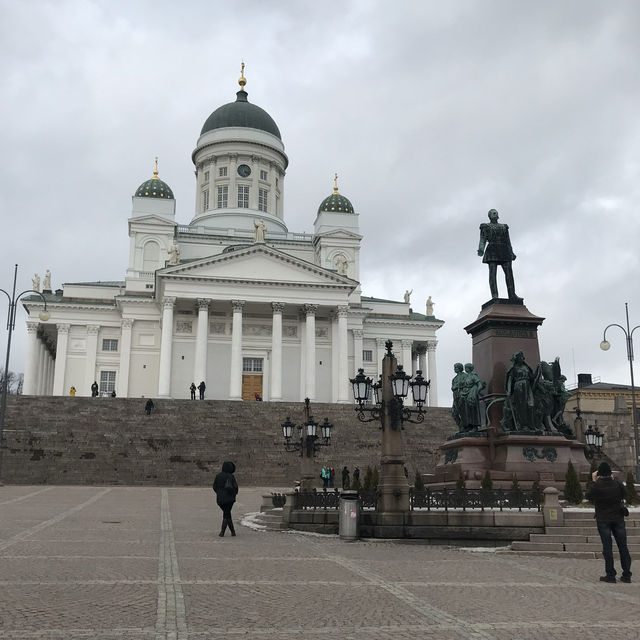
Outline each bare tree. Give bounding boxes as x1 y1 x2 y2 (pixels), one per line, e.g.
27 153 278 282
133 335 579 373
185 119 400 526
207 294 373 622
0 368 22 394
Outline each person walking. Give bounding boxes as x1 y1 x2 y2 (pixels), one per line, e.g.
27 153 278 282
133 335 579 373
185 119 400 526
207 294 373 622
212 461 238 537
190 382 196 400
91 381 99 397
329 467 335 488
69 386 76 397
342 466 350 489
198 381 206 400
586 461 632 583
144 399 154 415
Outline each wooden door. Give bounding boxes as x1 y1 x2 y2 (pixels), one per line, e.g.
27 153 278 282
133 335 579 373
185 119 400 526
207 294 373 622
242 374 263 401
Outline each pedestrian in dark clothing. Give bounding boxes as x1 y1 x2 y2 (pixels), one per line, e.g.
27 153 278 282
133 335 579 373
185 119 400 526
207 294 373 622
329 467 335 488
342 466 350 489
198 381 206 400
190 383 196 400
353 466 360 482
145 399 154 415
586 461 632 583
111 390 116 397
91 381 99 397
212 461 238 537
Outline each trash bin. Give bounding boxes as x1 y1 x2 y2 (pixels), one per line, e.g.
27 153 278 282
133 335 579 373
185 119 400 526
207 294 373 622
339 490 360 541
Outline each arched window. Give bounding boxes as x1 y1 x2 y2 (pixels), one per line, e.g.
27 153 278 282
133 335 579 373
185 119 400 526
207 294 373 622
142 241 160 272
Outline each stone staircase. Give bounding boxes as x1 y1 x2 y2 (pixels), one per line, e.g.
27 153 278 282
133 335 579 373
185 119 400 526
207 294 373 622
510 511 640 557
2 396 456 486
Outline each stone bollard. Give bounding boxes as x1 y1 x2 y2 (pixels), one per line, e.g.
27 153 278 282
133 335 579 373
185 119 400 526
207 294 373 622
281 491 296 528
542 487 564 528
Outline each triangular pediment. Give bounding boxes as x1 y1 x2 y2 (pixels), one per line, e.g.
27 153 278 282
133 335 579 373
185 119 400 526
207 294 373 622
129 214 176 226
159 245 356 287
314 228 362 240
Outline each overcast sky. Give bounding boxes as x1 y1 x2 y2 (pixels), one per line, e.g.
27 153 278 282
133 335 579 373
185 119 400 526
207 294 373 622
1 0 639 405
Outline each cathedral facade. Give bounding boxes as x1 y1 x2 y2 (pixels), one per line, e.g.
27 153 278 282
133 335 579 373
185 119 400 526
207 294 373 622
22 70 443 403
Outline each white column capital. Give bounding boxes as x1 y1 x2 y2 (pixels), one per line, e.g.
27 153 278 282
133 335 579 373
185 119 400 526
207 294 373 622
376 337 386 347
163 297 176 310
121 318 134 330
353 329 363 339
303 304 318 316
196 298 210 311
87 324 100 336
26 321 39 334
401 339 413 350
271 301 285 313
427 340 438 351
336 305 349 317
231 299 245 312
55 323 70 334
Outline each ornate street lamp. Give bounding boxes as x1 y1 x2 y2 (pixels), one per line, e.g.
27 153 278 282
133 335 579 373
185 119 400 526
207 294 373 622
0 264 50 481
348 340 430 513
600 302 640 479
281 398 333 489
584 424 604 460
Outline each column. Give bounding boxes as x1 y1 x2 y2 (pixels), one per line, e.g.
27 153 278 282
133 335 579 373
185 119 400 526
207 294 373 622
229 300 245 400
304 304 317 401
336 305 349 403
52 324 70 396
84 325 100 396
417 345 427 378
158 297 175 397
270 302 284 401
193 299 210 386
352 329 363 375
36 340 46 395
23 322 40 395
229 153 238 207
401 340 414 405
427 340 438 406
117 319 133 398
376 338 386 378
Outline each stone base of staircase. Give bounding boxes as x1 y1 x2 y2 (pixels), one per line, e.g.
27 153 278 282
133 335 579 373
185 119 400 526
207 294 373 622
507 510 640 557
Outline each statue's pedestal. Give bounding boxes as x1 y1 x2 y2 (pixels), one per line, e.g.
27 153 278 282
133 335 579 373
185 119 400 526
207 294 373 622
464 299 544 427
426 431 589 489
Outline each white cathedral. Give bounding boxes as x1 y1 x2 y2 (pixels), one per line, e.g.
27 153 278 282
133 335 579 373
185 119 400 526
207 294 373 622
22 69 443 403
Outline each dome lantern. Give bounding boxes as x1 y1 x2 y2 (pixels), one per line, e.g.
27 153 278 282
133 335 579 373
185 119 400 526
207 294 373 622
317 173 354 214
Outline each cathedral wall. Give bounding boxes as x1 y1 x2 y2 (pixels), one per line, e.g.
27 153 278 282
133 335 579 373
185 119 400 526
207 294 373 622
129 351 160 398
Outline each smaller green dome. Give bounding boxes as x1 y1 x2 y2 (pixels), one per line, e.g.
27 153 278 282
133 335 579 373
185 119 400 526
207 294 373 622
318 175 354 214
135 162 174 199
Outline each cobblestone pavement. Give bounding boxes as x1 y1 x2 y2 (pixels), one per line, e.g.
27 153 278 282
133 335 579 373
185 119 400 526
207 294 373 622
1 485 639 640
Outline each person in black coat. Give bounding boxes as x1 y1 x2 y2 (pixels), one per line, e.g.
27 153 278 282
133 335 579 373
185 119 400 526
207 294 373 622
586 461 632 583
212 461 238 537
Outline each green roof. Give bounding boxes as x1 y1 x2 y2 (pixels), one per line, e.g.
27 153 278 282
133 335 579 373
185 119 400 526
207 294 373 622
318 191 354 214
201 90 281 139
135 177 174 199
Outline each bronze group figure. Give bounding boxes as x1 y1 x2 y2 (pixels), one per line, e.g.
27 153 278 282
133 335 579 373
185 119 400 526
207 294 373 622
451 362 486 433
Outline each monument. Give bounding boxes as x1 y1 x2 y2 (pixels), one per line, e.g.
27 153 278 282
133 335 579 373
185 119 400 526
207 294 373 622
429 209 589 489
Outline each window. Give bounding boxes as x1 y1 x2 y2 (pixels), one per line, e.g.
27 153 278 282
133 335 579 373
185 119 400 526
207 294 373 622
219 166 228 177
102 339 118 352
243 357 263 373
203 171 209 183
99 370 116 394
238 185 249 208
258 188 268 212
217 186 228 208
260 169 268 180
202 189 209 211
363 349 373 362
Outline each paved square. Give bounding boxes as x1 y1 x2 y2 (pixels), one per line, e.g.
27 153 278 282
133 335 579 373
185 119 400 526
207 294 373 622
1 485 638 639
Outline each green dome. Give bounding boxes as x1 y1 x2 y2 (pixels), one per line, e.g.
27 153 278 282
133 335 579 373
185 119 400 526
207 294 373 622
318 190 354 214
135 176 174 199
200 90 281 140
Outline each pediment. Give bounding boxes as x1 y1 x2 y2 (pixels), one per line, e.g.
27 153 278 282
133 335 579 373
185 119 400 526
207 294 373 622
159 245 355 287
314 229 362 240
129 214 177 227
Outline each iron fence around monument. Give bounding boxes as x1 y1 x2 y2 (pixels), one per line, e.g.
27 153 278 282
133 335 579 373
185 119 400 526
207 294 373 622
410 487 541 512
288 487 540 511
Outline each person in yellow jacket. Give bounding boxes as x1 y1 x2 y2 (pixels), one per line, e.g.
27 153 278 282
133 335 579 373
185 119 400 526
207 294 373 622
69 386 76 396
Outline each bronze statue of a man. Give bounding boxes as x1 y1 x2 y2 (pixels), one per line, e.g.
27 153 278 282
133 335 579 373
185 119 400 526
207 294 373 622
477 209 521 302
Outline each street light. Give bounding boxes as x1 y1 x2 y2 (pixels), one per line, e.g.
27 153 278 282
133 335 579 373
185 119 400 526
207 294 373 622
348 340 429 513
600 302 640 480
281 398 333 490
584 424 605 460
0 264 50 480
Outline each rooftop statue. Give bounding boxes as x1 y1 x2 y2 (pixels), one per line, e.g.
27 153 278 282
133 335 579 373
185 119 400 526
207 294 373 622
254 219 266 243
477 209 521 302
426 296 434 316
168 242 180 265
43 269 51 291
404 289 412 304
32 273 40 293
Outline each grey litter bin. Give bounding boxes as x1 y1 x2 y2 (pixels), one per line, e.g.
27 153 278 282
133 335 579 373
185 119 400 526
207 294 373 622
339 490 360 541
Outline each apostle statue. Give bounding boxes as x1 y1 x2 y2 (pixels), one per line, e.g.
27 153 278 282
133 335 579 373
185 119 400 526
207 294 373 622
43 269 51 291
477 209 521 302
254 219 266 243
404 289 413 304
426 296 434 316
168 241 180 265
32 273 40 292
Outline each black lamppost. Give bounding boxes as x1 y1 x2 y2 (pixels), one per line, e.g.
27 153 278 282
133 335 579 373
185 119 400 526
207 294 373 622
600 302 640 479
281 397 332 490
0 264 50 480
349 340 429 512
584 424 605 460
